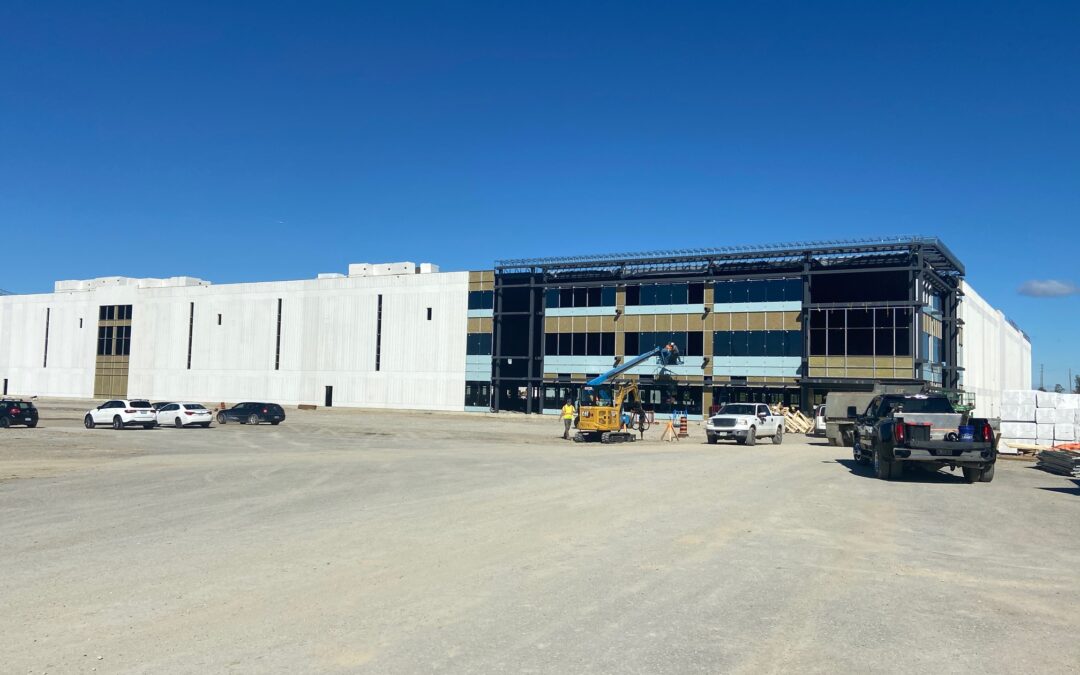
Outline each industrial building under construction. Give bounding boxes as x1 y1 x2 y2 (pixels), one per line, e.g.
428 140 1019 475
0 237 1031 419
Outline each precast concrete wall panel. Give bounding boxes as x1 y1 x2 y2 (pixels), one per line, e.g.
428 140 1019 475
959 282 1032 419
0 291 101 398
1 272 469 411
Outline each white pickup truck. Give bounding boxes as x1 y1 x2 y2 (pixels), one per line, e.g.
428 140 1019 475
706 402 784 446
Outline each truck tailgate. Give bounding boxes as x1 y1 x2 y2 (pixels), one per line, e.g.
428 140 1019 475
900 413 962 437
906 439 993 457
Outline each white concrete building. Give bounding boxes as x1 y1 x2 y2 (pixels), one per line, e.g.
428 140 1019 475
0 242 1032 419
0 264 471 411
958 281 1033 419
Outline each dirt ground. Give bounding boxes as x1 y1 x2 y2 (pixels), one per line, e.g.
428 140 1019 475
2 398 1078 673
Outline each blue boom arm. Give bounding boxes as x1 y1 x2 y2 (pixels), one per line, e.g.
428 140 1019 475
586 345 680 387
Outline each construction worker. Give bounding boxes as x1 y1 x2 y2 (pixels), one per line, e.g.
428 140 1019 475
561 399 576 440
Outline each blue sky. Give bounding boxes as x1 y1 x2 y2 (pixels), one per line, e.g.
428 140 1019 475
1 1 1077 387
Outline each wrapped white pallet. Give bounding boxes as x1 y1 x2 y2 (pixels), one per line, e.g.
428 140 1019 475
1056 408 1076 423
1001 405 1036 422
1038 438 1055 448
1055 423 1076 442
1036 391 1061 408
1059 394 1080 409
1038 423 1055 440
1000 422 1036 439
1004 390 1037 407
1036 408 1057 424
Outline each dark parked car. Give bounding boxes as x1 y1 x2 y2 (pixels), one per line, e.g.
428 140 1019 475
1 399 39 428
216 402 286 425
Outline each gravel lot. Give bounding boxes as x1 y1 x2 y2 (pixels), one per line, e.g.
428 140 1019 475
2 399 1078 673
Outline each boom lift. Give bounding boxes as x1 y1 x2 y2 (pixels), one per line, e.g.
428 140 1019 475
573 344 681 443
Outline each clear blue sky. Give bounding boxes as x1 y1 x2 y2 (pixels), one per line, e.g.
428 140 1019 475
2 1 1077 388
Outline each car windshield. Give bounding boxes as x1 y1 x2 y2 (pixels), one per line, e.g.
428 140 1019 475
8 402 30 410
718 404 757 416
887 396 953 414
130 400 152 408
184 404 207 410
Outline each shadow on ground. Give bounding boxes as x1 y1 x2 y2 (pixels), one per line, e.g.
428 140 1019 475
831 458 969 483
1035 477 1080 496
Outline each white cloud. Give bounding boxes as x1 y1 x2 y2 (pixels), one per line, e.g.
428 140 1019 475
1018 279 1080 298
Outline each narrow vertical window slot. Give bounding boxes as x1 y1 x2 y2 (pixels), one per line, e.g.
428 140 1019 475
274 299 282 370
375 294 383 371
186 302 194 370
43 308 51 367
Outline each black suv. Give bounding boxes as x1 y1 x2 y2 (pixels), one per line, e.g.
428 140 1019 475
1 399 39 428
216 402 286 425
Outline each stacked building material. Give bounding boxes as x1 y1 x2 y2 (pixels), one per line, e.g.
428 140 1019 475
1000 390 1080 449
1037 449 1080 476
770 405 813 433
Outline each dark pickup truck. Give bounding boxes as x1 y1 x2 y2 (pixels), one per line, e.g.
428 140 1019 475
852 393 996 483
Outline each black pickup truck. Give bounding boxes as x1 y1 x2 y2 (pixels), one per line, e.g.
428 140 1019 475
851 393 996 483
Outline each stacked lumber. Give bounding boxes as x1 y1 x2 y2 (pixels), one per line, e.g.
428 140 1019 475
771 405 813 433
1037 449 1080 477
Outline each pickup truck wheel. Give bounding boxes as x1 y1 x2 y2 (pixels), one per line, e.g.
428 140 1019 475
962 467 980 483
707 432 717 445
772 427 783 445
979 463 995 482
745 427 756 446
874 451 894 480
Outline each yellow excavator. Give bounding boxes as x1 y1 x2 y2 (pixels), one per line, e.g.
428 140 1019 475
573 344 681 443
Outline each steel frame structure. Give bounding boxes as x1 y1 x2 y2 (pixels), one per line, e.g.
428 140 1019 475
491 237 964 414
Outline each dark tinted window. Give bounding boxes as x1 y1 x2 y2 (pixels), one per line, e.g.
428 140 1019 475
686 283 702 304
130 400 152 408
719 404 757 415
748 281 768 303
467 291 494 310
545 289 559 308
586 287 602 307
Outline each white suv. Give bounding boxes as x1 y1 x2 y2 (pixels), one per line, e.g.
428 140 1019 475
706 403 784 445
84 399 158 430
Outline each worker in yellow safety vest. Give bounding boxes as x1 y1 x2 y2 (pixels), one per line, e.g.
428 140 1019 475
561 399 575 439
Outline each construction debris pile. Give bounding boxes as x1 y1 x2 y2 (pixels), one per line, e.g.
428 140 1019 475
999 390 1080 449
1037 449 1080 477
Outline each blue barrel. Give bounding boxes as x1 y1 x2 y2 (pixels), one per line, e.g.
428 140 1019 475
958 425 975 442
